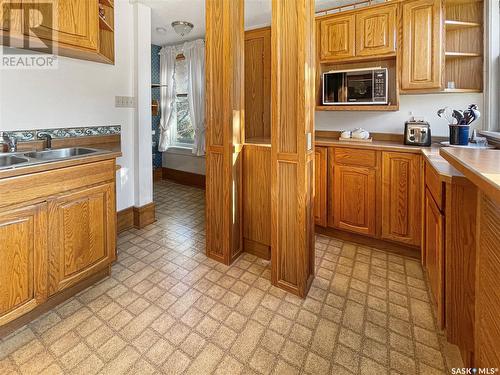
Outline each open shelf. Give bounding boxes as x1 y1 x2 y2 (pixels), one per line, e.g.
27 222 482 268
445 20 481 30
244 137 271 146
99 0 114 8
99 15 113 32
316 105 399 112
445 51 481 58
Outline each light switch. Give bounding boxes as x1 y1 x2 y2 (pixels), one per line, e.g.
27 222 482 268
115 96 136 108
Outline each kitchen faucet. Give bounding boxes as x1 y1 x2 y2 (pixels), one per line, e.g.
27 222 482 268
37 132 53 149
2 132 18 152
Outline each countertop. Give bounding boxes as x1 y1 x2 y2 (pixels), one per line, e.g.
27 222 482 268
440 148 500 204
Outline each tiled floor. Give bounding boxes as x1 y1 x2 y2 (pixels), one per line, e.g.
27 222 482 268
0 180 455 374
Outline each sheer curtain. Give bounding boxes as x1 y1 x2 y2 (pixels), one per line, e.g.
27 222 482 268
184 39 206 156
158 46 176 151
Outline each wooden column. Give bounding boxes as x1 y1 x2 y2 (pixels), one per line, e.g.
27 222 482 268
205 0 244 265
271 0 315 297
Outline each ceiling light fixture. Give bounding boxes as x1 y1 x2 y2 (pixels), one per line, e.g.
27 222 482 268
156 26 167 34
171 21 194 37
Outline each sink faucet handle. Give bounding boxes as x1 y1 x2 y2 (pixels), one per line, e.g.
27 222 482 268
37 132 52 149
2 132 17 152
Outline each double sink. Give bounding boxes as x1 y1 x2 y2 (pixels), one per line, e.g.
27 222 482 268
0 147 105 170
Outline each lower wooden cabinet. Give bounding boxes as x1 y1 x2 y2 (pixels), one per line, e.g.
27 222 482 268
48 183 116 295
424 188 444 327
332 164 377 236
314 147 327 226
381 152 421 246
0 204 48 326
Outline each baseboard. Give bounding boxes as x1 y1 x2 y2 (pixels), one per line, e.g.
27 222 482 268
315 225 420 259
244 238 271 260
117 202 156 232
162 167 205 189
117 206 134 233
153 168 163 181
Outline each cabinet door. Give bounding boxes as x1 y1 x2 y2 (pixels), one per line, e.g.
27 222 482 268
401 0 443 91
48 183 116 295
424 189 444 327
356 4 397 57
0 204 47 326
319 14 356 61
24 0 99 50
381 152 421 245
245 28 271 140
333 165 376 236
314 147 327 227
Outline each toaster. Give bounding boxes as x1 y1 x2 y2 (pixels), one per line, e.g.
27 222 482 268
404 120 431 146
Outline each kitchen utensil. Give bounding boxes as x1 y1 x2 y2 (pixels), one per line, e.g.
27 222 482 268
452 110 464 125
404 120 431 146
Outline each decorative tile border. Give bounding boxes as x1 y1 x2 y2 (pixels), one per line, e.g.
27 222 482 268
1 125 121 141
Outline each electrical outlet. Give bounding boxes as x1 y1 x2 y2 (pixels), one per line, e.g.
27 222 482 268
115 96 136 108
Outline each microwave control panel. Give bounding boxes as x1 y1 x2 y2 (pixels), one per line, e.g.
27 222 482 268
373 70 387 101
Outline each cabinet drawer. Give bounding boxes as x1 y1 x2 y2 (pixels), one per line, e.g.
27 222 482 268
425 161 444 211
334 148 377 168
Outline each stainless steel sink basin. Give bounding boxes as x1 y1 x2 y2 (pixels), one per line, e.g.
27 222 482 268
24 147 99 160
0 155 29 169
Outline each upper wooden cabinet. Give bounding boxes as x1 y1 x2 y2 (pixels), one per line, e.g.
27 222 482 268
48 182 116 295
401 0 444 91
24 0 99 51
319 14 356 61
356 4 397 57
0 204 47 327
0 0 114 64
314 147 327 227
381 152 422 246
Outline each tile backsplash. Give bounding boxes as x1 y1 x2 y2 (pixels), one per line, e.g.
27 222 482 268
1 125 121 141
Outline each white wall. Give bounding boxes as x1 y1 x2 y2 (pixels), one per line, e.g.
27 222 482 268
0 0 152 211
316 93 484 136
163 148 206 175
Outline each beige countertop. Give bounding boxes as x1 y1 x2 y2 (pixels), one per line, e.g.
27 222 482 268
440 148 500 204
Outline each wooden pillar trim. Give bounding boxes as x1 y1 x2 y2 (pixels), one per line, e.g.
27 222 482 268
271 0 315 297
205 0 244 265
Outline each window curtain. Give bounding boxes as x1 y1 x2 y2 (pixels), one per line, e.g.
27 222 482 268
184 39 206 156
158 46 176 152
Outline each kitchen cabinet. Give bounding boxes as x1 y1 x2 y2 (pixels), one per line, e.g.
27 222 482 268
424 188 445 328
331 163 377 236
401 0 444 91
0 204 48 326
314 147 327 227
319 14 356 61
381 152 421 246
25 0 99 51
0 0 114 64
48 182 116 295
356 4 397 57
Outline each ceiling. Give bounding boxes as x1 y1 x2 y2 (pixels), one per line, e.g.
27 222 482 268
141 0 358 46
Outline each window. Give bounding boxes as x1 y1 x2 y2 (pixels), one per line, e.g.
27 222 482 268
173 57 194 147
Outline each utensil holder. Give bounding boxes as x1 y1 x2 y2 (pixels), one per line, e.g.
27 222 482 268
449 124 469 146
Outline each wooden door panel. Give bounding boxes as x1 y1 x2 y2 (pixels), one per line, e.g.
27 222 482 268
319 14 355 61
314 147 327 226
356 5 397 56
245 28 271 140
424 189 444 327
333 165 376 235
381 152 421 245
401 0 443 90
48 183 115 294
24 0 98 50
0 204 47 326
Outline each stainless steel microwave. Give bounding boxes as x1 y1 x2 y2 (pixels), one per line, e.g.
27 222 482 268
322 67 388 105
